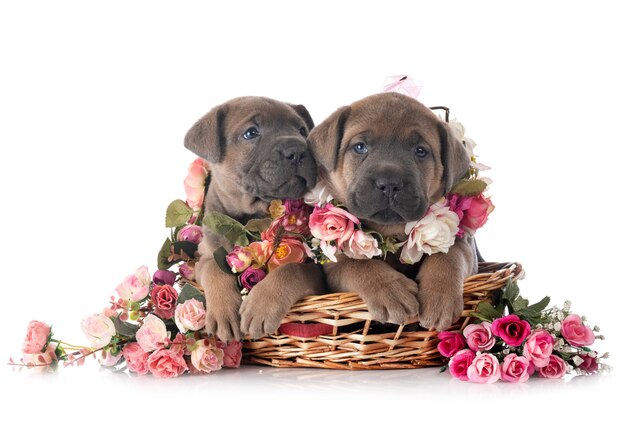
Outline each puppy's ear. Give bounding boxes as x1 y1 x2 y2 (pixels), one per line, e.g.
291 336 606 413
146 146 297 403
184 104 229 163
307 106 351 171
289 104 315 131
438 121 470 193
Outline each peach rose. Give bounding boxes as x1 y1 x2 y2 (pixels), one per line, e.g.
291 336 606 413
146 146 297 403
190 339 224 373
115 266 152 302
147 348 188 378
81 314 116 349
246 240 272 268
523 329 554 367
22 320 51 354
538 354 567 379
343 230 382 259
174 299 206 333
309 204 359 245
561 314 595 347
266 238 307 271
467 353 501 384
184 158 210 211
500 354 534 383
122 342 150 375
136 314 169 352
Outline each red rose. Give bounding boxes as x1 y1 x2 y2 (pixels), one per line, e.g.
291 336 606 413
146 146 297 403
437 331 466 358
151 285 178 320
491 315 531 347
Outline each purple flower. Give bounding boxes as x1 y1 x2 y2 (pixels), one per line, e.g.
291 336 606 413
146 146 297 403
239 267 266 291
153 270 176 286
177 225 204 244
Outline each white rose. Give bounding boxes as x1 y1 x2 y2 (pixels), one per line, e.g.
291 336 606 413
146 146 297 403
136 314 169 352
319 240 338 263
81 313 117 349
400 203 460 265
304 182 334 206
343 230 382 260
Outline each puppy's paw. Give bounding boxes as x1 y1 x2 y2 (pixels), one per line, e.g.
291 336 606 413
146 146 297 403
239 281 292 340
203 291 243 342
362 273 420 325
417 285 464 331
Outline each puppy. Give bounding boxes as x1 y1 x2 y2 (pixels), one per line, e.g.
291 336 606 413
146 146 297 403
308 92 478 330
185 96 325 341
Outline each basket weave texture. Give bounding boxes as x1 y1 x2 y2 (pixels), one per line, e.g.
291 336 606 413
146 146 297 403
242 262 524 370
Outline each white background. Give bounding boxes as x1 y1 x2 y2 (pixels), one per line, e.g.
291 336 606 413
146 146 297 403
1 0 624 420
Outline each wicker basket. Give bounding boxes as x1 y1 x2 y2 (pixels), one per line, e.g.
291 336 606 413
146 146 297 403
242 262 524 370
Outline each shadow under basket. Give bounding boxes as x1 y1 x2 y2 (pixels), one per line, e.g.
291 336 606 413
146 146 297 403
242 262 524 370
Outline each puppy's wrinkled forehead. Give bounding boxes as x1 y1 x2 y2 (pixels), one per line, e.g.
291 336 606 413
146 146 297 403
344 92 441 144
224 97 306 133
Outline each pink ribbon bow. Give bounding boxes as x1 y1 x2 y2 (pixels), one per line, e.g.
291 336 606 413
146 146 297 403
382 75 423 100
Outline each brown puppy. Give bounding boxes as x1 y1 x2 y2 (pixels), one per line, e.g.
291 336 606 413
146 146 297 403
308 92 477 330
185 96 325 341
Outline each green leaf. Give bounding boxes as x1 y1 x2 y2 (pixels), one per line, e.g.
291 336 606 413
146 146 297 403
203 212 249 246
213 246 233 275
473 301 503 321
244 218 273 233
526 296 551 313
157 238 175 270
165 200 194 228
450 179 488 196
502 280 520 303
178 284 205 306
113 316 139 338
172 241 198 258
512 297 529 312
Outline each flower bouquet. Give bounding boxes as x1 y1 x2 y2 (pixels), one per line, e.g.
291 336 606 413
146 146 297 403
437 280 610 383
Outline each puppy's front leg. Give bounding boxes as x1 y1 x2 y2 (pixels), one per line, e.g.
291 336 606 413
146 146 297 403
239 262 325 339
196 252 242 342
416 235 478 330
325 256 419 324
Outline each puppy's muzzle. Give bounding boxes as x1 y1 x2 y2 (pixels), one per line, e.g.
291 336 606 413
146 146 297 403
373 172 404 202
277 138 308 166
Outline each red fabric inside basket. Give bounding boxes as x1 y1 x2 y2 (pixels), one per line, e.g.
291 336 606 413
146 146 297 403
278 322 334 338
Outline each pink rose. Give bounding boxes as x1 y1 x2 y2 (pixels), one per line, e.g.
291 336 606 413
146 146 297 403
122 342 150 375
578 354 599 374
136 314 169 352
538 355 567 379
175 299 206 333
523 329 554 367
500 354 534 383
184 158 210 211
115 266 152 302
177 224 204 244
216 340 243 368
153 269 176 286
437 331 466 358
239 267 266 291
150 284 179 320
467 353 501 384
246 241 272 268
463 322 496 352
22 320 51 354
226 246 253 273
448 349 476 381
22 343 57 366
81 314 116 349
561 314 595 347
342 230 382 259
190 339 224 373
448 193 494 234
491 314 531 347
309 204 359 245
147 348 188 378
266 238 307 271
179 262 195 280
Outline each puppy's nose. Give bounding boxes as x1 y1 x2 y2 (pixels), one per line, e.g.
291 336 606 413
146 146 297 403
374 175 403 197
279 141 307 165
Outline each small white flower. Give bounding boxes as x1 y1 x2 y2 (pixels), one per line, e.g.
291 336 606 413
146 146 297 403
547 323 554 331
581 315 587 323
563 300 572 312
593 325 600 332
320 240 338 263
572 356 584 366
589 351 598 358
502 349 510 355
536 323 543 329
304 182 334 206
554 322 562 331
557 312 565 321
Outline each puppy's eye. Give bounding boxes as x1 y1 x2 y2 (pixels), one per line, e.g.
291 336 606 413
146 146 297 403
242 127 259 140
353 142 369 155
299 127 307 137
415 146 429 158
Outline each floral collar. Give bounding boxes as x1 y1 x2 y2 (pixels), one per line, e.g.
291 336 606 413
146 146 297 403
207 119 494 296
